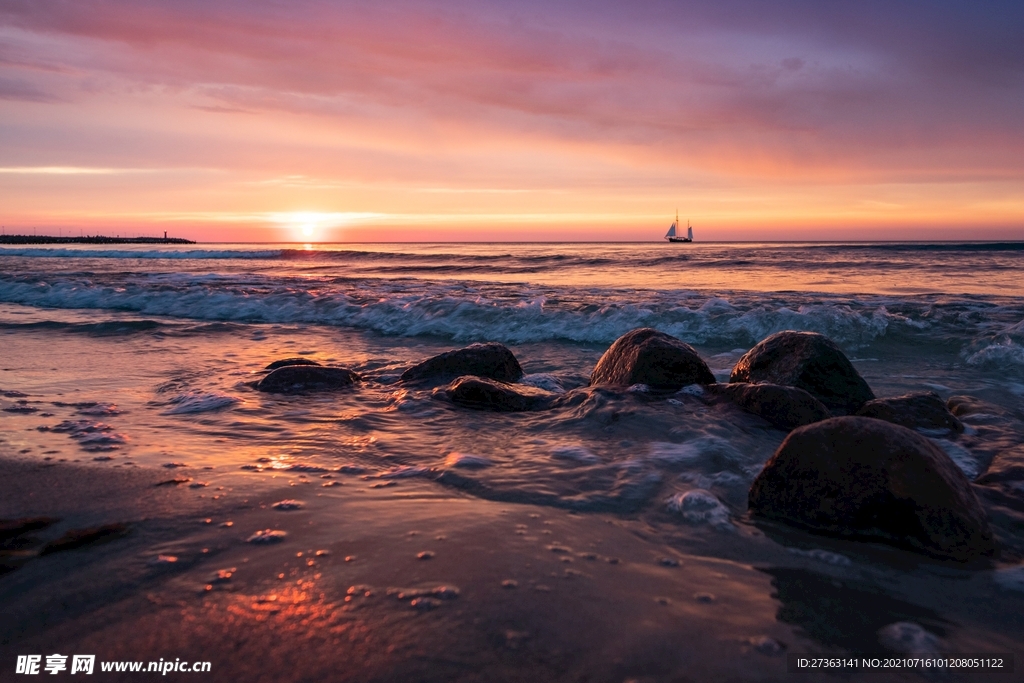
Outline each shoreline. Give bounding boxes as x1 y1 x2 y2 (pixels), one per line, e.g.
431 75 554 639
1 453 1020 682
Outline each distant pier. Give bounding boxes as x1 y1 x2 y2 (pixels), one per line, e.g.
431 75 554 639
0 233 195 245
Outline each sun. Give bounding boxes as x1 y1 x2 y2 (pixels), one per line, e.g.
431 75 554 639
301 223 315 238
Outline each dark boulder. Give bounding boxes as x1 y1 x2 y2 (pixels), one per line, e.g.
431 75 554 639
730 331 874 414
256 366 360 393
706 382 831 431
748 416 996 561
438 376 554 412
265 357 321 370
400 343 523 385
590 328 714 392
856 392 963 434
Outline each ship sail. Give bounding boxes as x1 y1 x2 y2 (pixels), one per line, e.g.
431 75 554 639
687 225 693 241
666 222 677 238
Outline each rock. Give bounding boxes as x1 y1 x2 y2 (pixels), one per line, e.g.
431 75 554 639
39 523 130 555
977 446 1024 486
256 365 359 393
748 416 996 561
265 357 321 370
590 328 714 392
706 382 831 431
856 392 963 433
438 376 554 412
946 395 1009 419
400 343 523 385
730 331 874 414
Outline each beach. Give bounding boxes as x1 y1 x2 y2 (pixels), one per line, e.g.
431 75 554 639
2 241 1024 681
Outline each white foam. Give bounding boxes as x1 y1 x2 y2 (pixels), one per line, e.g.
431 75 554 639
966 340 1024 369
665 489 733 529
164 390 242 415
677 384 704 396
877 622 940 655
0 274 905 347
519 374 565 393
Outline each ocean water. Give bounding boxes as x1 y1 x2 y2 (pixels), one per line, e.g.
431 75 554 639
2 241 1024 681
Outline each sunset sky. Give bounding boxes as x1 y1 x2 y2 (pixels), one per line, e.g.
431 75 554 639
1 0 1022 242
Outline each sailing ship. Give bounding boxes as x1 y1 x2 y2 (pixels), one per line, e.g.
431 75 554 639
665 210 693 242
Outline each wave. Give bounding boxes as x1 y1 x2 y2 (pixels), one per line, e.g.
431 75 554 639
0 273 924 348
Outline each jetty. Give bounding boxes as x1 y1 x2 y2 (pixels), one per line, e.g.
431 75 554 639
0 232 194 245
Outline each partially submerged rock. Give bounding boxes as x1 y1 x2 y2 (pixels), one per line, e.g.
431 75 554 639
856 392 963 433
401 343 523 385
748 416 996 561
39 523 130 555
730 331 874 414
946 395 1009 419
438 376 554 412
256 365 359 393
265 357 321 370
977 445 1024 487
706 382 831 431
590 328 714 392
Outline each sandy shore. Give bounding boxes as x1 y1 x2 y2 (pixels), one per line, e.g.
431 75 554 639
2 452 1021 682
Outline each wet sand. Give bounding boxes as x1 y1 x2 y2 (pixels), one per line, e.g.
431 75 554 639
2 453 1021 683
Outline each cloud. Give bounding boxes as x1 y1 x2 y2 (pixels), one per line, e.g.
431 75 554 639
0 75 60 102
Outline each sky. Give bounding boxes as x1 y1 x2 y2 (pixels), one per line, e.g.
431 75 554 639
1 0 1022 242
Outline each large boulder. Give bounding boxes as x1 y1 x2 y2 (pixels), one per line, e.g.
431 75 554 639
400 343 523 385
590 328 714 392
730 331 874 414
256 366 360 393
856 392 963 434
437 376 554 412
748 416 996 561
706 382 831 431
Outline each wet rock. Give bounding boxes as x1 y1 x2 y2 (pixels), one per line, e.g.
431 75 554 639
748 416 996 561
856 392 963 433
729 331 874 414
247 529 287 544
706 382 831 431
265 357 321 370
438 375 554 412
946 395 1009 419
39 523 130 555
400 342 523 385
977 445 1024 487
256 365 359 394
590 328 715 392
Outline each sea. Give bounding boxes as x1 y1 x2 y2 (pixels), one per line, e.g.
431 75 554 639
1 241 1023 682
